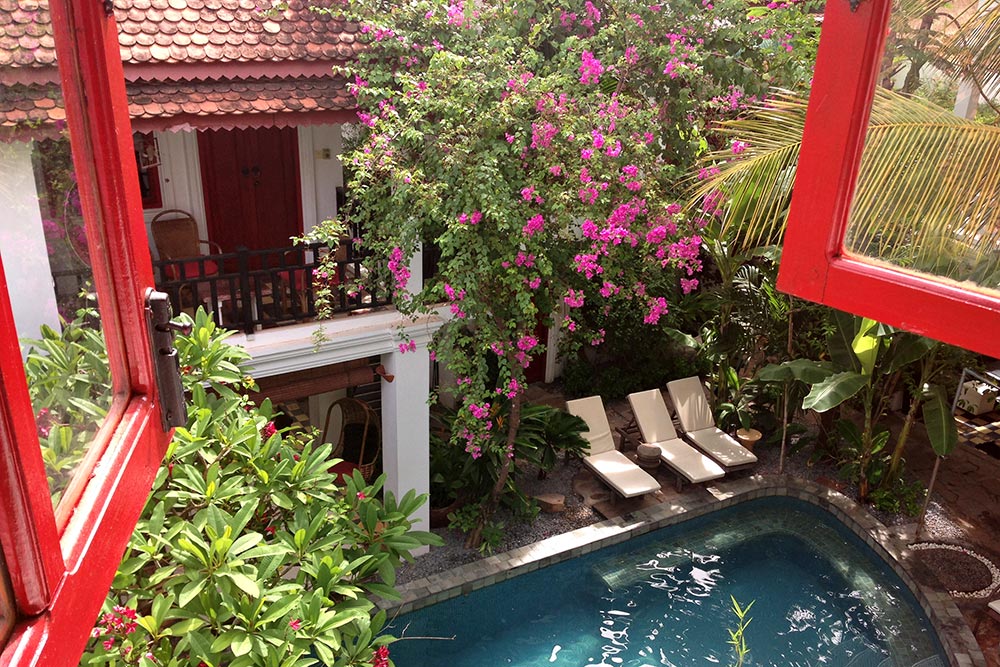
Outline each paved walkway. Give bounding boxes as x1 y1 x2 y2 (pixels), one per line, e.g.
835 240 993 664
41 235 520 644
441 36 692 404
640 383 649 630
906 412 1000 667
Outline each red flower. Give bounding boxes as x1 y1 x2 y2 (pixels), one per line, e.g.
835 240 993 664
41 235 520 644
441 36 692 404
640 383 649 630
289 618 302 631
356 491 366 500
373 645 390 667
260 421 277 439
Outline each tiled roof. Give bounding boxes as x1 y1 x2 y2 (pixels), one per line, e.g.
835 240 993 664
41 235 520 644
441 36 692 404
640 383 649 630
128 75 352 120
0 0 362 137
0 82 63 139
116 0 360 66
0 0 56 69
1 75 353 139
0 0 360 69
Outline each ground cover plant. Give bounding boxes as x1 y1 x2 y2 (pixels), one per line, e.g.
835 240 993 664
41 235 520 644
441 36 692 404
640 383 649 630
43 309 440 667
306 0 823 548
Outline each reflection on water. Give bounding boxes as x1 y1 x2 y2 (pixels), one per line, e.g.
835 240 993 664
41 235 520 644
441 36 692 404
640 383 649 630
390 499 944 667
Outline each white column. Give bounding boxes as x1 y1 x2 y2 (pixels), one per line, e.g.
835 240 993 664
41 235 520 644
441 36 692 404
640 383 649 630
954 79 979 120
0 141 60 352
380 339 430 553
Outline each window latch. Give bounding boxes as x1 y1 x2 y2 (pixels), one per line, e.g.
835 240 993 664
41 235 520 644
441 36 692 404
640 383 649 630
144 289 191 431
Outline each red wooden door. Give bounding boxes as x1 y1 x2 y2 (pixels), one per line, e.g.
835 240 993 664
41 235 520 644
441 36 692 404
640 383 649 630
197 127 303 252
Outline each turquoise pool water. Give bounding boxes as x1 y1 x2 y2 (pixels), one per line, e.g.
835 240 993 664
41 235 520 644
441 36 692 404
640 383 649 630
389 498 945 667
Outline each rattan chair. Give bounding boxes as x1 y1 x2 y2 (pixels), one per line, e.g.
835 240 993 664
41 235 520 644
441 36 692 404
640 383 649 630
322 397 381 482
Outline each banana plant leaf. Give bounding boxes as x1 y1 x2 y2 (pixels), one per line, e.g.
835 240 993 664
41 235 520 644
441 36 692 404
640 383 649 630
921 384 959 457
756 359 835 385
802 371 868 412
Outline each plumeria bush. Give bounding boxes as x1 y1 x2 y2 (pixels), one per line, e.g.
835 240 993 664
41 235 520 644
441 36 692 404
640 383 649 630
80 309 440 667
24 301 110 507
304 0 822 546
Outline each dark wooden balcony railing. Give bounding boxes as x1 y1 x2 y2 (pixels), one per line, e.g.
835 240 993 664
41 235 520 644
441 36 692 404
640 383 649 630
52 243 393 334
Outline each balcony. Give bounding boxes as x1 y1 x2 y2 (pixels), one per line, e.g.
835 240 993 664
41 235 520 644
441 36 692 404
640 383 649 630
52 242 393 334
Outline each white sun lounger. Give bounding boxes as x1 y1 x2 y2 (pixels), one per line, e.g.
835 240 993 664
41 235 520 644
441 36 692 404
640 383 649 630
565 396 661 499
627 389 725 490
666 377 758 471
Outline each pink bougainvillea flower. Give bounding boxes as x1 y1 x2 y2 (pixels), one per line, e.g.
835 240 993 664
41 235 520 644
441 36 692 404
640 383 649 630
522 214 544 237
579 50 604 85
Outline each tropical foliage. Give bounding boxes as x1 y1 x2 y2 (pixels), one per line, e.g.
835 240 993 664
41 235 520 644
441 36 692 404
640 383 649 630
66 310 440 667
307 0 822 546
690 1 1000 291
23 301 110 507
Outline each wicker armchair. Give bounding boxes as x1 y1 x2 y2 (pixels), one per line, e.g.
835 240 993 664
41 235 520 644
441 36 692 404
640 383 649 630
322 397 381 482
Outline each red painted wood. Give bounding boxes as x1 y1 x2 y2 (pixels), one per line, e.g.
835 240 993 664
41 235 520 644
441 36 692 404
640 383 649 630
199 127 303 253
3 401 163 666
776 0 1000 358
0 0 170 664
0 260 61 616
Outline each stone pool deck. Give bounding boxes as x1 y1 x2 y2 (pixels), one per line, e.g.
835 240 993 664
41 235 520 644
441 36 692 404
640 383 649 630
382 475 987 667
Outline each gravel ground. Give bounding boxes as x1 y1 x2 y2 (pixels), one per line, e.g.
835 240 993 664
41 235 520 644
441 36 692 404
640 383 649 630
398 432 979 587
398 457 596 585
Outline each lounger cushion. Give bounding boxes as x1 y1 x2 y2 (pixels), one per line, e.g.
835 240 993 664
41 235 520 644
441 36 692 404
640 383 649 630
989 599 1000 616
686 427 758 467
566 396 617 455
627 389 679 442
652 438 725 483
627 389 724 483
583 450 661 498
666 377 717 432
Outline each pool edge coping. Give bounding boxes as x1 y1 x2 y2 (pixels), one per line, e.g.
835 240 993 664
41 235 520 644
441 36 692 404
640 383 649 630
380 474 986 667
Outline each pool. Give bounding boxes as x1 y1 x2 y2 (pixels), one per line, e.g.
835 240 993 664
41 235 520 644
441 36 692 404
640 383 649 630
389 498 945 666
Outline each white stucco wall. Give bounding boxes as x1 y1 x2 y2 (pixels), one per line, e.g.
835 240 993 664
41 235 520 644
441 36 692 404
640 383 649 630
231 310 442 548
144 130 209 253
298 124 344 232
0 141 60 351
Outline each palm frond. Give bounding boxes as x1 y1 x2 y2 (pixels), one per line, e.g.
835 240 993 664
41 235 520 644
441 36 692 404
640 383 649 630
933 4 1000 91
847 92 1000 287
685 92 807 251
688 88 1000 290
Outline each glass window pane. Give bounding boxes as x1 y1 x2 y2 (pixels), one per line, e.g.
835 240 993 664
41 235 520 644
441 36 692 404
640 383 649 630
0 95 115 513
843 17 1000 297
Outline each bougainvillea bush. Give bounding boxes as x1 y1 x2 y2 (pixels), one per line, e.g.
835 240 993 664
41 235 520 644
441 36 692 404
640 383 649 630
307 0 820 546
80 310 439 667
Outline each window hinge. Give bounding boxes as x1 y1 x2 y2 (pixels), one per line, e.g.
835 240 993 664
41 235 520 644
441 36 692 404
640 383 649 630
144 289 191 431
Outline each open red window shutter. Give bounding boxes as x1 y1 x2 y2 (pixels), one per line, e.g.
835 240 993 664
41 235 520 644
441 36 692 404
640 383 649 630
0 2 172 664
776 0 1000 358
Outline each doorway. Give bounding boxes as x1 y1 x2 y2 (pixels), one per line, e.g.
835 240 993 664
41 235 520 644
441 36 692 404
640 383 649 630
197 126 303 251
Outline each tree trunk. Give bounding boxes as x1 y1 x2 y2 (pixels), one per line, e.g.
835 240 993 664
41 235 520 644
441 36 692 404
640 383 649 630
779 303 795 474
885 346 937 486
465 390 523 549
886 393 921 485
917 456 942 536
858 400 875 501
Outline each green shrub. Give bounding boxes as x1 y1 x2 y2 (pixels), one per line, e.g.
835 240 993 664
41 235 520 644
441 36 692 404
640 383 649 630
78 310 440 666
23 302 111 507
430 400 587 553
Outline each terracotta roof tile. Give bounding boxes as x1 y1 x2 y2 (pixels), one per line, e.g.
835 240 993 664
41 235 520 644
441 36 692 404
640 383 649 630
0 82 63 139
114 0 362 64
0 0 54 68
2 75 352 138
127 75 352 120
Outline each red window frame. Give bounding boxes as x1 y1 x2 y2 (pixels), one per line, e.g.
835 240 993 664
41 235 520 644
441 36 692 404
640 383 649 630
0 2 170 665
776 0 1000 359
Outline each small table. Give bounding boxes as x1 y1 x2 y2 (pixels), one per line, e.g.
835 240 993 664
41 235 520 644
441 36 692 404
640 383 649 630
636 443 660 471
